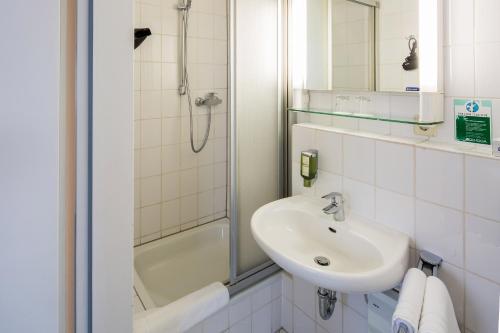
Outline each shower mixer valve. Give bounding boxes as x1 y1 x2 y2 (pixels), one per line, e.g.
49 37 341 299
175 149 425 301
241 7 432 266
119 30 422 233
195 92 223 107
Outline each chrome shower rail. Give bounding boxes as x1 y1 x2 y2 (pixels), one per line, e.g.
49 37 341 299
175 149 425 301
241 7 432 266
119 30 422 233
177 0 191 95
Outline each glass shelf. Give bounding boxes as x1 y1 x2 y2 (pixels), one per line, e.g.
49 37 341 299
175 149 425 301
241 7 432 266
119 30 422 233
288 107 444 126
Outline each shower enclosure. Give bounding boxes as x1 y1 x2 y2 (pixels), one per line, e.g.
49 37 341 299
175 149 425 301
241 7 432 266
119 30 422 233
133 0 285 308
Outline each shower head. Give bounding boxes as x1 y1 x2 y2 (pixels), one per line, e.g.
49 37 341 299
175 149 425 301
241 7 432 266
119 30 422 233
134 28 151 49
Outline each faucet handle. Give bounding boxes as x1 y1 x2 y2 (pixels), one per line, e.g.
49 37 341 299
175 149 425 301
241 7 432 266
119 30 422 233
322 192 343 203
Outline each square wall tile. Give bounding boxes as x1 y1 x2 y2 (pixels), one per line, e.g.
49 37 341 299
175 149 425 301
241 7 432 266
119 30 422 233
314 171 342 199
293 306 315 333
198 191 214 218
292 125 316 162
140 176 162 206
465 156 500 222
281 298 293 333
271 298 281 333
293 276 316 319
415 200 464 268
180 168 198 196
162 118 181 145
181 194 198 223
343 293 368 318
444 0 474 45
343 135 375 184
343 178 375 219
162 145 180 174
141 90 162 119
342 306 368 333
140 204 161 236
475 0 500 44
162 90 180 118
251 284 272 311
475 43 500 98
439 262 465 326
229 316 251 333
162 172 180 201
141 119 162 148
465 273 500 333
251 303 272 333
315 130 343 175
282 272 293 302
375 189 415 243
416 148 464 210
310 91 333 109
444 45 475 97
141 63 161 90
140 147 162 177
203 308 229 333
229 298 252 326
161 199 180 230
465 214 500 284
376 141 415 196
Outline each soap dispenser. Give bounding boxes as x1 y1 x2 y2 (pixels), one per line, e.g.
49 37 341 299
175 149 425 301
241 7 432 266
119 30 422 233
300 150 318 187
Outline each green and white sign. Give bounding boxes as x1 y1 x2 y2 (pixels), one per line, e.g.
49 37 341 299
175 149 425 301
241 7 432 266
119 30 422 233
455 99 492 145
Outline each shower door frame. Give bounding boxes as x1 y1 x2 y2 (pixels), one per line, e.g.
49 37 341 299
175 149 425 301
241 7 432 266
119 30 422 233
227 0 291 294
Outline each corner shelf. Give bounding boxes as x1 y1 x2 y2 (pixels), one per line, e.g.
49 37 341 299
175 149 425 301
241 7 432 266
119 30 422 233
288 107 444 126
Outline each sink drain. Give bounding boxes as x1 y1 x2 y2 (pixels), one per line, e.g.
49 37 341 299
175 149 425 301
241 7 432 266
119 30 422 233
314 256 330 266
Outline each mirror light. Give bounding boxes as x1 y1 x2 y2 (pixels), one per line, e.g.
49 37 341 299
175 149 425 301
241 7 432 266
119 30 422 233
419 0 443 93
292 0 307 89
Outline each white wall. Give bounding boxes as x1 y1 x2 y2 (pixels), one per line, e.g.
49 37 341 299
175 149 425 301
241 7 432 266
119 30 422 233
133 0 229 246
0 1 64 332
92 0 134 332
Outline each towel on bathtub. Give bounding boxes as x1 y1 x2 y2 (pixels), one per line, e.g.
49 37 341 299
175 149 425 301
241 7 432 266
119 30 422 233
133 282 229 333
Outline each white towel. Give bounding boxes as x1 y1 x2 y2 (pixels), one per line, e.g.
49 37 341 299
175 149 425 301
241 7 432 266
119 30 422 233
418 276 461 333
133 282 229 333
392 268 427 333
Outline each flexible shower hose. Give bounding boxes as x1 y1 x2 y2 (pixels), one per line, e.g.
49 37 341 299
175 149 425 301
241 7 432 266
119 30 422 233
181 7 212 153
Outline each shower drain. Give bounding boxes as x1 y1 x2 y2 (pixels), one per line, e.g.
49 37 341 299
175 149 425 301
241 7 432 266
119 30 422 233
314 256 330 266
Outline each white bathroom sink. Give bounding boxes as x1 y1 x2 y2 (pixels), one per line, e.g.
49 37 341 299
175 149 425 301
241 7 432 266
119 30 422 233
251 195 410 293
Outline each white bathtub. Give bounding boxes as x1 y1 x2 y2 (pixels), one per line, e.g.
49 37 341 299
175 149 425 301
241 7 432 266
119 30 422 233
134 219 230 309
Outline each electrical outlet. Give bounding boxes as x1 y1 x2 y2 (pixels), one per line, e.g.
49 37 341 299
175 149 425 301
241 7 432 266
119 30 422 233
414 125 437 137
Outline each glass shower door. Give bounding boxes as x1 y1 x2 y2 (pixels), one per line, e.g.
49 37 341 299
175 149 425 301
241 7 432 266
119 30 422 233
231 0 284 281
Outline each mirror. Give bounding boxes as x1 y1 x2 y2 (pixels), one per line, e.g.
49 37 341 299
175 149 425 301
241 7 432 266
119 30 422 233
291 0 430 93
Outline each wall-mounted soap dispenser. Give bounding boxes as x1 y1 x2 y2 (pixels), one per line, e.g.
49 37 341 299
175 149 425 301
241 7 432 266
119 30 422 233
300 150 318 187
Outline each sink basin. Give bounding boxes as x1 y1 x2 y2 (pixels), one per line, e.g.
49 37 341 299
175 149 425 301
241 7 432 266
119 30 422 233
251 195 410 293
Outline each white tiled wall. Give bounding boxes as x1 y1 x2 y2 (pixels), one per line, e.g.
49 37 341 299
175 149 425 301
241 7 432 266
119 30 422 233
134 0 228 245
292 123 500 333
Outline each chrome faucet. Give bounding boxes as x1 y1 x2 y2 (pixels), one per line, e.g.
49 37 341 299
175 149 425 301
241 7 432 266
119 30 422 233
322 192 345 222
